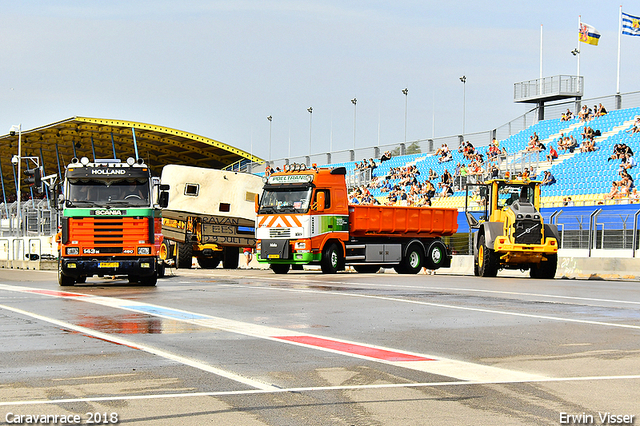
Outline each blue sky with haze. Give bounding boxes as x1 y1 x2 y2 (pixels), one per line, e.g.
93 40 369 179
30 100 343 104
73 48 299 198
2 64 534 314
1 1 636 161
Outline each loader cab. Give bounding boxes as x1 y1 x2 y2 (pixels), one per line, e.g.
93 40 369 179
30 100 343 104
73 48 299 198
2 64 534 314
465 179 540 228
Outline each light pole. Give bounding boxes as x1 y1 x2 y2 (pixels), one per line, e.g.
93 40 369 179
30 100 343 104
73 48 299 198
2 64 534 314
402 88 408 144
10 124 21 234
267 115 272 161
351 98 357 150
307 107 313 157
460 76 466 137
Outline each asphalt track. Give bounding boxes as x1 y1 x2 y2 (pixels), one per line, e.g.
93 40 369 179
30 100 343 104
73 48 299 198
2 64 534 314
1 268 639 425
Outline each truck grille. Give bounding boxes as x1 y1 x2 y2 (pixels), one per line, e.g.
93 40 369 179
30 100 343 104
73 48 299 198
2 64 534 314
514 220 542 244
69 217 150 249
269 228 291 238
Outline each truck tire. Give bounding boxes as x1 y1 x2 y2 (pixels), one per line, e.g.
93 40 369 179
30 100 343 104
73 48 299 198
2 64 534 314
530 254 557 279
176 242 193 269
157 261 166 278
423 240 447 270
222 247 239 269
353 265 381 273
139 273 158 286
321 243 344 274
58 259 75 286
75 276 87 284
197 257 220 269
396 244 423 274
477 234 498 277
271 264 290 274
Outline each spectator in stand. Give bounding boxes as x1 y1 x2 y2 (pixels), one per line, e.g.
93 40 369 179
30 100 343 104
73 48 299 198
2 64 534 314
434 143 448 157
546 144 558 163
438 144 452 163
619 152 636 172
578 105 592 121
566 136 578 153
380 151 392 162
563 197 574 206
440 169 453 188
428 168 438 181
541 170 556 185
487 142 499 161
596 103 608 117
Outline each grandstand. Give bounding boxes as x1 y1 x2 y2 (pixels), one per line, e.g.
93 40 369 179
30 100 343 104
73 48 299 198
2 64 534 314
316 105 640 211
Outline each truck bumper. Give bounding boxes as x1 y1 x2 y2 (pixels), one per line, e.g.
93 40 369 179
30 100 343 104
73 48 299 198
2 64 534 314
493 238 558 265
60 257 157 278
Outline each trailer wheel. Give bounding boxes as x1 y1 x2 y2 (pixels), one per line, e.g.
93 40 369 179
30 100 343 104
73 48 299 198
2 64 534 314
222 247 239 269
321 243 343 274
477 235 498 277
530 254 557 279
197 257 220 269
424 240 447 270
176 242 193 269
58 258 75 287
160 240 174 263
353 265 381 273
271 264 290 274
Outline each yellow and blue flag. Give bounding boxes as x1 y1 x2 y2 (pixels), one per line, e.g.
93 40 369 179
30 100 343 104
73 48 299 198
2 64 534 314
579 22 600 45
622 12 640 37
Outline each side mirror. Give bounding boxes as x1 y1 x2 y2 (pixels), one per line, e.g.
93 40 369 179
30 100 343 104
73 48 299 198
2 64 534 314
158 191 169 208
316 192 325 212
255 193 260 213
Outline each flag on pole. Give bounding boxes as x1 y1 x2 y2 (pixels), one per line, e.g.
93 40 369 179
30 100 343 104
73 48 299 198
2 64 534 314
622 12 640 36
579 22 601 45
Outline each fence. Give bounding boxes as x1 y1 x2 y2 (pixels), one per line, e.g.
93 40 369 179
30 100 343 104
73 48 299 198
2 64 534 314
260 89 640 171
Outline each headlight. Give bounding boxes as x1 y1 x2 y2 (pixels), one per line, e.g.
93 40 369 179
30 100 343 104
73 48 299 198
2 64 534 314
66 247 79 255
295 241 307 250
137 247 151 255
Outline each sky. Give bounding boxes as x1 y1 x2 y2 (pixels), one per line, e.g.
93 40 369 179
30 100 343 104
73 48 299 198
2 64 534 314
1 1 638 162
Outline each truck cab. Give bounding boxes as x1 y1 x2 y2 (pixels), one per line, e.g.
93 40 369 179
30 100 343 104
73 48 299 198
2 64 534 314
465 178 559 278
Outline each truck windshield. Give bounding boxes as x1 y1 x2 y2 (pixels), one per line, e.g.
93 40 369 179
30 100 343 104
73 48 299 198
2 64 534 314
259 188 312 213
497 182 534 209
67 179 150 207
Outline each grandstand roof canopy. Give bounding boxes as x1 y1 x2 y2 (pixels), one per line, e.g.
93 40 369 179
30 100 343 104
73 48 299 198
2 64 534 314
0 117 263 195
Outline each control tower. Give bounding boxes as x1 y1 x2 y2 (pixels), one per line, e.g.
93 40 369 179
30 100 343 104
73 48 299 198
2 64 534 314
514 75 583 121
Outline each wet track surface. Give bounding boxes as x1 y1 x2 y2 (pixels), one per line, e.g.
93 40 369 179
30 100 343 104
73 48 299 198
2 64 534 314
1 268 639 425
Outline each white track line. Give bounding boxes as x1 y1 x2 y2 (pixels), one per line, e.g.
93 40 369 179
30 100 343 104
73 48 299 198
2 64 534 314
0 283 545 383
2 374 640 407
0 303 278 391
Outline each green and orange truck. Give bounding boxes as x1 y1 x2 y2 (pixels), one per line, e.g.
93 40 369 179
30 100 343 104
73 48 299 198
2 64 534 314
56 157 169 286
255 164 458 274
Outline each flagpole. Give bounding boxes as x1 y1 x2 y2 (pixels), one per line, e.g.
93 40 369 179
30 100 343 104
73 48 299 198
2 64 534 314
540 24 543 79
577 15 581 78
617 5 622 94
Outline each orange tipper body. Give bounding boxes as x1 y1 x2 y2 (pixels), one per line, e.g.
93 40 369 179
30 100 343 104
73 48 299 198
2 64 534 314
255 164 458 274
57 158 168 286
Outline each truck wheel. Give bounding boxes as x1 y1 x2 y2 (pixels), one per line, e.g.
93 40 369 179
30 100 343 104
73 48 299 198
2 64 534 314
139 273 158 286
177 242 193 269
397 244 423 274
321 243 343 274
353 265 380 273
271 264 290 274
424 240 447 270
530 254 557 279
223 247 239 269
477 235 498 277
197 257 221 269
58 259 75 287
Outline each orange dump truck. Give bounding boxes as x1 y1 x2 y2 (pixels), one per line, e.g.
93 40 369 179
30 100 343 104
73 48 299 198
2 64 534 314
255 165 458 274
